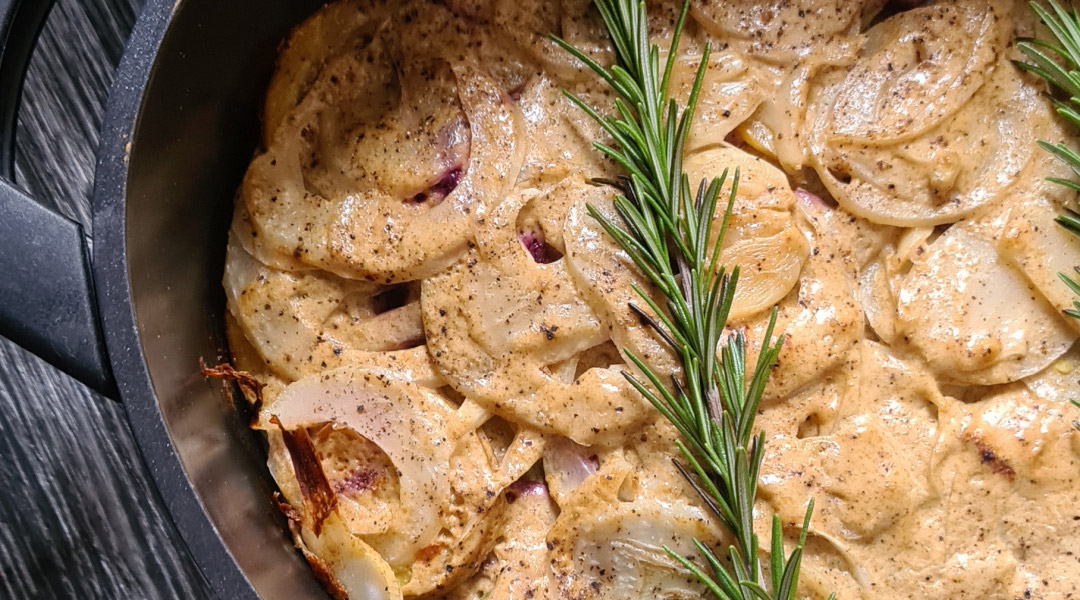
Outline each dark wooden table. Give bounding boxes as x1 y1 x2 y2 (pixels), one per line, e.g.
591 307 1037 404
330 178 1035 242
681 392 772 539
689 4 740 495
1 1 213 598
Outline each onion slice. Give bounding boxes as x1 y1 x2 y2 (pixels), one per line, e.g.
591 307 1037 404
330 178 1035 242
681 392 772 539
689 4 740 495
299 511 403 600
267 366 452 567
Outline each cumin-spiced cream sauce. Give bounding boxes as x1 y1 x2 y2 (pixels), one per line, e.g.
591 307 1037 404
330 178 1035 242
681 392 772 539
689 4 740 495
224 1 1080 598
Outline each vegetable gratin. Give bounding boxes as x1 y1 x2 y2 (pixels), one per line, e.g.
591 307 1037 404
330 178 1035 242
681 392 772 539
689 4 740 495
221 1 1080 598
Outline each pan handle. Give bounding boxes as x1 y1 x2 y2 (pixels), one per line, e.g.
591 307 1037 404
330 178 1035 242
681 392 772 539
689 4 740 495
0 0 117 398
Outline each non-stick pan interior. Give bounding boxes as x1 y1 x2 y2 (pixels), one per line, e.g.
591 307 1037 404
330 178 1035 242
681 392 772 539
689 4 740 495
107 0 326 597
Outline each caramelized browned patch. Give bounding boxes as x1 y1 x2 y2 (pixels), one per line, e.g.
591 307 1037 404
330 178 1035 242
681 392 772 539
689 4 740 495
415 543 444 562
272 416 338 535
964 433 1016 481
273 490 301 525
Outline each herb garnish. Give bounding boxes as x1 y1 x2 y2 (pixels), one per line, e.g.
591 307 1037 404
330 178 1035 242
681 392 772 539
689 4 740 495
1015 0 1080 429
552 1 823 598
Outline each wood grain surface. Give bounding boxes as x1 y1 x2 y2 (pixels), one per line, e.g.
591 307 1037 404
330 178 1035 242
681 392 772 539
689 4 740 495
2 1 213 598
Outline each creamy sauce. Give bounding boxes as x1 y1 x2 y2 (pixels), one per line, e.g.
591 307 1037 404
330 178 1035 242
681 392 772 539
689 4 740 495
224 1 1080 598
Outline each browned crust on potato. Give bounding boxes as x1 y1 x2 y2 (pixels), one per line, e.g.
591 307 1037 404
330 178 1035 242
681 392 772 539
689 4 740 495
272 417 339 535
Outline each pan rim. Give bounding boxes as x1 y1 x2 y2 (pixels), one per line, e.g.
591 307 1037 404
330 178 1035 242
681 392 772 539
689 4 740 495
91 0 261 598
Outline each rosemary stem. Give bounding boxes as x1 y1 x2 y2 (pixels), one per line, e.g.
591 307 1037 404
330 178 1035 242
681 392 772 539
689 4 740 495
553 1 820 598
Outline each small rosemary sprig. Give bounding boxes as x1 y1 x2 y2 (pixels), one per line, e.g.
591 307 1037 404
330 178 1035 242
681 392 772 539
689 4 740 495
1015 0 1080 429
552 2 821 598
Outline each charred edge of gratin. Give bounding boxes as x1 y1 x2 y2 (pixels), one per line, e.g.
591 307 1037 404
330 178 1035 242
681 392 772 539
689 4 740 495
199 359 267 422
272 416 339 535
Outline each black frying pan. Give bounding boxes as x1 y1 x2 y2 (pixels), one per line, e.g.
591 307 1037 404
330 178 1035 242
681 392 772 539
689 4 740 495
0 1 331 597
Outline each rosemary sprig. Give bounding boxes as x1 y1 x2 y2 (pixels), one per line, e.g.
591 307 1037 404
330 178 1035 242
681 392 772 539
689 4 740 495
1016 0 1080 429
552 2 821 598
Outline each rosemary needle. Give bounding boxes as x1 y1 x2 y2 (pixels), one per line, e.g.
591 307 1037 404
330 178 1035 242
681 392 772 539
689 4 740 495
1015 0 1080 429
552 1 826 598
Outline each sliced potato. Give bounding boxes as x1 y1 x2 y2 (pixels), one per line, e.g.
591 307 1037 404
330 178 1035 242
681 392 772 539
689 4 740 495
422 179 652 446
245 38 526 283
736 191 862 400
804 2 1040 226
545 456 720 599
690 0 881 64
493 0 611 83
268 366 454 566
684 145 809 321
665 50 766 151
999 177 1080 330
895 226 1076 385
263 0 388 146
816 2 1006 143
222 311 288 409
515 76 615 185
563 185 682 381
224 229 432 382
759 342 949 598
443 481 559 600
